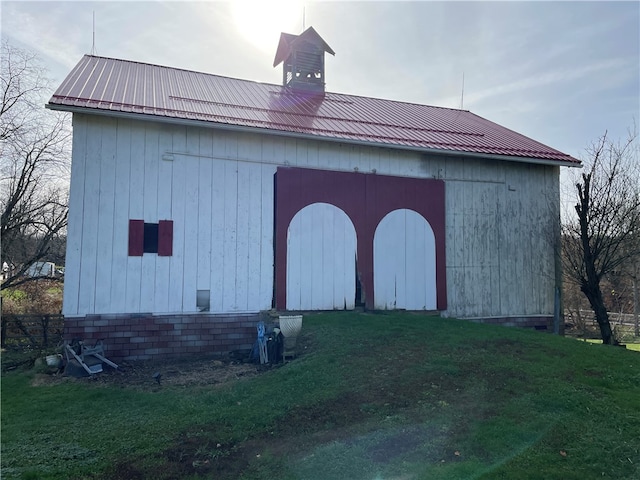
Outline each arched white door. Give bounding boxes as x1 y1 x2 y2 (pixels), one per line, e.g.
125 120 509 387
374 209 437 310
287 203 357 310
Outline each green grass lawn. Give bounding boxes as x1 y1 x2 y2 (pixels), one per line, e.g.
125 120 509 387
2 312 639 479
576 338 640 352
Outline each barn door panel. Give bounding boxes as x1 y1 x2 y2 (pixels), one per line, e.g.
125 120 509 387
286 203 357 310
374 209 437 310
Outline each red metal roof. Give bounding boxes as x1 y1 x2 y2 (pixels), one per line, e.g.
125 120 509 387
48 55 580 165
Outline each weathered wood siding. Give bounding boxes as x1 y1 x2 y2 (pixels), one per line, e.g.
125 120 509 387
374 209 437 310
439 157 559 318
64 114 559 319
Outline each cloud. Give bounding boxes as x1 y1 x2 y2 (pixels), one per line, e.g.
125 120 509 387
465 57 632 108
2 3 87 72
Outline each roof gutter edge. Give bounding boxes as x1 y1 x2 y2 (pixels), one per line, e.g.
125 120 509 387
46 104 582 168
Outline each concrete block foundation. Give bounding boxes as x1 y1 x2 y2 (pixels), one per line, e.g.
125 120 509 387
64 313 261 361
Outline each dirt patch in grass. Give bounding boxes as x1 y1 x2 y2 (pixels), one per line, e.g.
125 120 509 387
29 331 317 390
276 392 372 434
100 389 415 480
29 354 275 390
161 428 253 479
92 355 269 390
130 392 377 479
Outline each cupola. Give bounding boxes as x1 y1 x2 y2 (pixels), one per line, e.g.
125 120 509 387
273 26 335 95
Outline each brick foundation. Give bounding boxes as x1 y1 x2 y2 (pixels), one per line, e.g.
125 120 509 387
63 313 262 361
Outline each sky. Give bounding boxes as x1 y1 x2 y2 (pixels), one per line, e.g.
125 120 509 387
1 0 639 166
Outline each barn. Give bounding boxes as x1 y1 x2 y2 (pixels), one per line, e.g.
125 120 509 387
47 27 580 360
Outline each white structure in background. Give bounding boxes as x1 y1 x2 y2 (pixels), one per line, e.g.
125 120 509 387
26 262 56 277
1 262 12 281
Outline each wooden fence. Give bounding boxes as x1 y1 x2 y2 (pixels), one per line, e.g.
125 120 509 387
569 309 637 326
0 314 64 349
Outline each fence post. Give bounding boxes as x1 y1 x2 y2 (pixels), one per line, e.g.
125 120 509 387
14 318 38 347
2 314 63 349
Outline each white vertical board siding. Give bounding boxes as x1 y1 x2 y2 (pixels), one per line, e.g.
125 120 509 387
287 203 357 310
168 127 187 312
222 160 238 310
65 119 277 315
65 115 558 319
124 121 145 313
197 135 213 294
62 115 88 316
154 126 173 313
140 125 160 312
111 120 132 313
235 162 251 310
374 209 437 310
209 144 226 312
94 118 117 313
174 154 275 314
77 118 102 314
246 163 263 311
443 159 558 318
181 130 200 312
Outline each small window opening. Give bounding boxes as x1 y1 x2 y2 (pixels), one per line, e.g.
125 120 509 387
143 223 159 253
129 219 173 256
197 290 210 312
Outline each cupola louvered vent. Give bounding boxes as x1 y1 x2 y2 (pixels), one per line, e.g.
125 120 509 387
273 27 335 95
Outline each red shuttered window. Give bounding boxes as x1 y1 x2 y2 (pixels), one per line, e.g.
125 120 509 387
128 219 173 256
128 220 144 256
158 220 173 256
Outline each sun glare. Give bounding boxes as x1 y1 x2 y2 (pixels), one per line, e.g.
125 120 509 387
231 1 303 52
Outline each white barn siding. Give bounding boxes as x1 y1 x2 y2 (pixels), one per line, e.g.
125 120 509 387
77 118 102 314
63 115 86 315
64 114 560 320
94 119 116 313
168 126 187 312
125 122 145 313
140 125 160 312
286 203 357 310
374 209 437 310
155 126 174 313
64 116 278 316
112 121 132 312
440 159 559 319
181 128 199 312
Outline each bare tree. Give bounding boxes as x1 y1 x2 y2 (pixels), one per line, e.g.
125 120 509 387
562 130 640 344
1 40 70 290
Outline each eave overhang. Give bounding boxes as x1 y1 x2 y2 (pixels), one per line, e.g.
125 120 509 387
46 103 581 168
